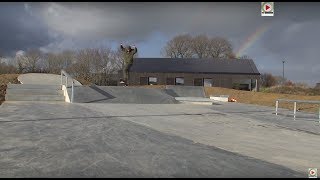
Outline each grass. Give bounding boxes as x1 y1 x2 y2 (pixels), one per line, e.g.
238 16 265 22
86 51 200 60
261 85 320 96
204 87 320 113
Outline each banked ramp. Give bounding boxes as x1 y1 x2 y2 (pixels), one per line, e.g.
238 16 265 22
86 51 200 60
67 85 179 104
165 85 206 97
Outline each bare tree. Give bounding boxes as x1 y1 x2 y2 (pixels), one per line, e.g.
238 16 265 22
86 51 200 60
27 49 42 72
0 56 17 74
208 37 233 59
260 73 277 87
14 51 27 73
19 49 42 72
67 47 118 85
190 34 210 58
162 34 193 58
60 50 75 69
162 34 236 59
45 52 63 74
71 48 94 81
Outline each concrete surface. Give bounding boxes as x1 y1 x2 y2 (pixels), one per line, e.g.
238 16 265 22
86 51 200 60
165 85 205 97
18 73 82 86
80 103 320 174
67 85 178 104
0 101 307 178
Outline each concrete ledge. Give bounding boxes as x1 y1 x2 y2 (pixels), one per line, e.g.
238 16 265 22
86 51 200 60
175 97 217 105
210 96 229 102
179 101 214 105
175 97 216 102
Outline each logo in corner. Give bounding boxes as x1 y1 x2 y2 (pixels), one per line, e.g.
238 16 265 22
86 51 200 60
261 2 274 16
309 168 317 178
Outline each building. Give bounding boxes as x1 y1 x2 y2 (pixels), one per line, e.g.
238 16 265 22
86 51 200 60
118 58 261 91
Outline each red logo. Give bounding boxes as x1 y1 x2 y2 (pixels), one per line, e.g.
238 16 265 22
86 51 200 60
309 168 317 178
264 3 272 12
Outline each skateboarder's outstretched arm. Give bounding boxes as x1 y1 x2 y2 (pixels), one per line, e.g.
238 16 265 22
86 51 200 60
120 44 125 52
131 45 137 55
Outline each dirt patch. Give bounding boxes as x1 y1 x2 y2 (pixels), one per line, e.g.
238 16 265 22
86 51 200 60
205 87 320 113
0 74 20 105
0 74 20 84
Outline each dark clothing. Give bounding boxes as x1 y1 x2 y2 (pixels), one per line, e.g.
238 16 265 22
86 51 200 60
122 63 132 84
120 45 137 84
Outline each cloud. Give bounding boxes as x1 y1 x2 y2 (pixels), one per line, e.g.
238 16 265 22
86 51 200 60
33 2 264 41
0 3 52 56
1 2 320 85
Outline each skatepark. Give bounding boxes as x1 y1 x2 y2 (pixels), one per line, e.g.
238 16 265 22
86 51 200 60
0 73 319 178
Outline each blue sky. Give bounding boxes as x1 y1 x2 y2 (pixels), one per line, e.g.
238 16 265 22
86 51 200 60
0 2 320 86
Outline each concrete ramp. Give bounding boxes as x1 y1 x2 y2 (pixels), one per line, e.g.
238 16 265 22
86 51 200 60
165 85 205 97
68 85 179 104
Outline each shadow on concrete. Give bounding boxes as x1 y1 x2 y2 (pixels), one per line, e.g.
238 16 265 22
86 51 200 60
164 89 180 97
0 112 228 123
85 85 116 103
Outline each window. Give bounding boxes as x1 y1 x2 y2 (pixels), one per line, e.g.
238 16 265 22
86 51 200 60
148 77 157 85
166 78 175 85
140 77 148 85
194 78 203 86
203 78 213 87
175 77 184 85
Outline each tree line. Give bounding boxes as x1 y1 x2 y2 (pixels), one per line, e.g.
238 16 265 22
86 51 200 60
0 33 252 86
161 34 249 59
0 47 130 85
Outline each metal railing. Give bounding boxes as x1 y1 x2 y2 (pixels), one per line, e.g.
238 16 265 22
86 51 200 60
275 99 320 121
61 70 74 103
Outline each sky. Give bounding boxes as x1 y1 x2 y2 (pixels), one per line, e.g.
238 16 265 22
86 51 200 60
0 2 319 86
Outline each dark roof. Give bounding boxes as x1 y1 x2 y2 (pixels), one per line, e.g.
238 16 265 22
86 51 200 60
130 58 260 75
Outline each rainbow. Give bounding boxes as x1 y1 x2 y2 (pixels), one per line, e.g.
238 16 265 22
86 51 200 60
235 22 272 58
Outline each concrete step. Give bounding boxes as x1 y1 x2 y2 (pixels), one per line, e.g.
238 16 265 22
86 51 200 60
5 94 65 101
179 101 214 105
175 97 216 102
6 89 64 95
175 97 220 105
7 84 62 90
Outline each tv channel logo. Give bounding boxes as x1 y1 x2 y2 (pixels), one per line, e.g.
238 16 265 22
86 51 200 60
261 2 274 16
309 168 317 178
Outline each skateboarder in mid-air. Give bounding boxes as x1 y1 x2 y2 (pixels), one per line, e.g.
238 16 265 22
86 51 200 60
120 44 137 86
